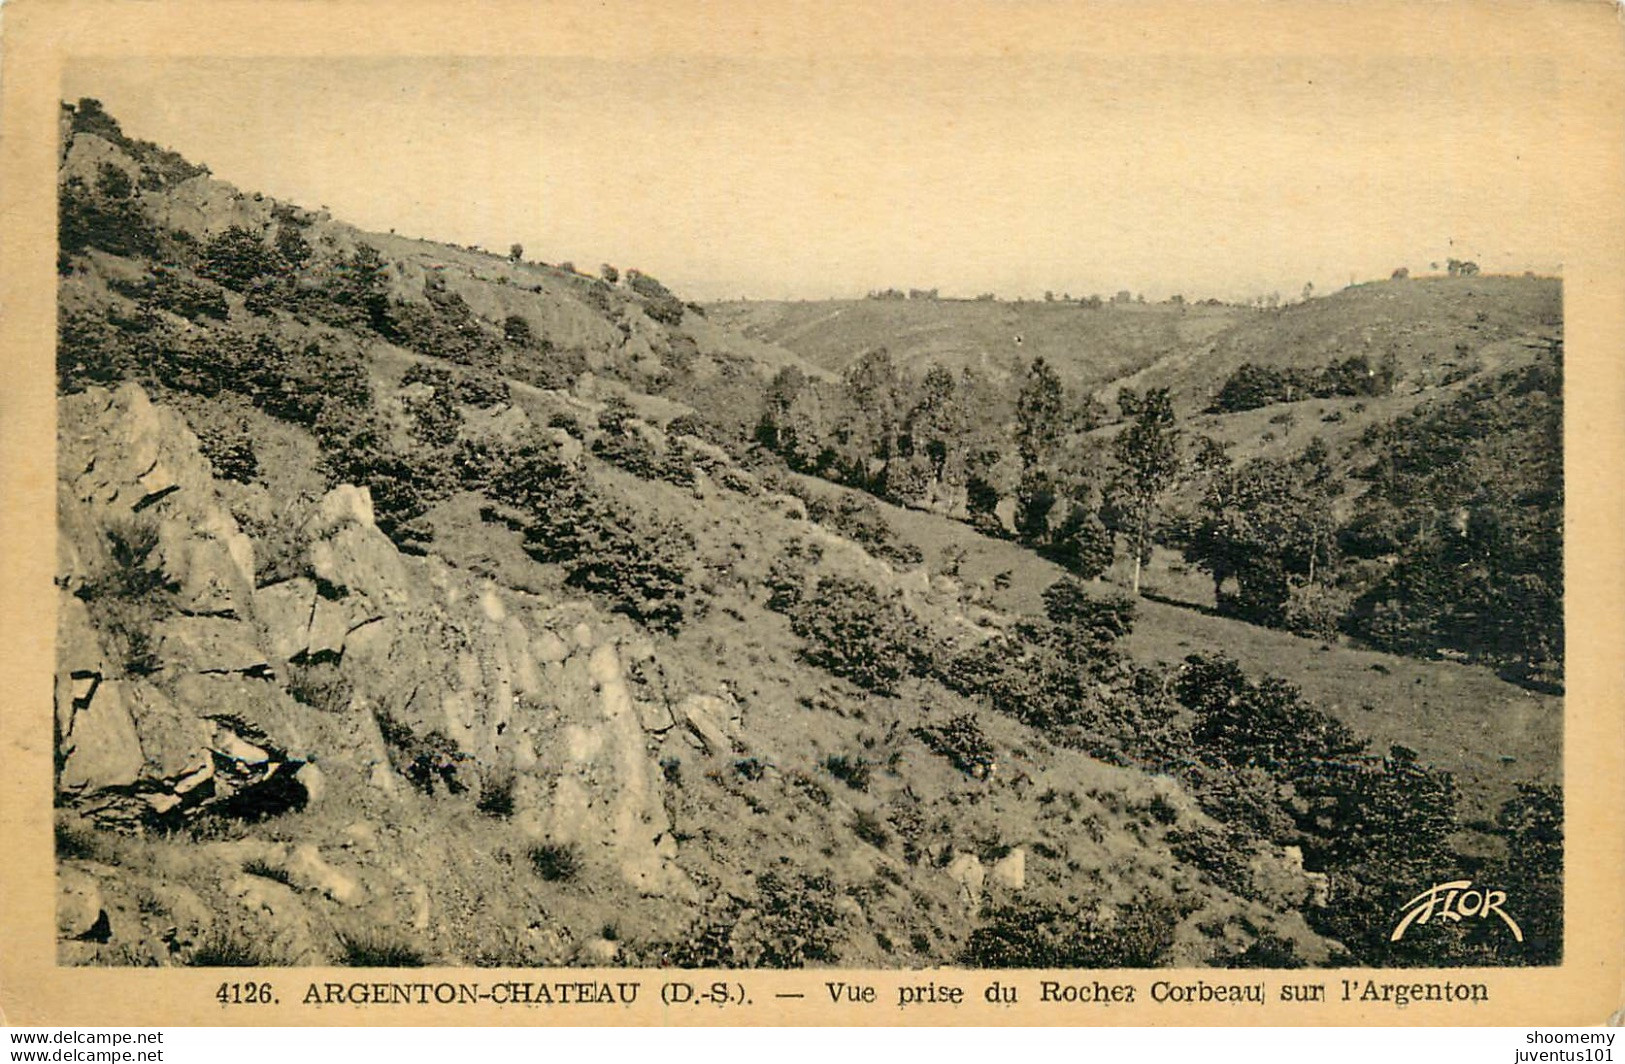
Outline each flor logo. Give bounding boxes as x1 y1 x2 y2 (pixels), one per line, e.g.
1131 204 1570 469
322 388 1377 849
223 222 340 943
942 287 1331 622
1390 880 1523 942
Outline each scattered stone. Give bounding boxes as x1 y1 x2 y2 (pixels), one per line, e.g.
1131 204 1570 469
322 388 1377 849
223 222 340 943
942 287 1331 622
532 630 570 664
946 853 985 908
578 937 619 965
990 848 1026 891
294 762 326 807
676 694 735 758
57 866 106 940
57 678 144 793
284 843 363 905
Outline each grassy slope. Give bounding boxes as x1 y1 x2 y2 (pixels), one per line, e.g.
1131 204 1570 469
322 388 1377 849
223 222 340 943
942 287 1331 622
719 277 1564 840
708 298 1245 390
791 472 1560 840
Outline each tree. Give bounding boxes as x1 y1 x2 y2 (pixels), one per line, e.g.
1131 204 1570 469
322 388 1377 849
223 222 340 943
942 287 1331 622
508 243 524 262
838 348 904 488
905 363 967 485
600 263 619 284
1015 357 1065 472
1107 388 1181 596
1183 452 1337 625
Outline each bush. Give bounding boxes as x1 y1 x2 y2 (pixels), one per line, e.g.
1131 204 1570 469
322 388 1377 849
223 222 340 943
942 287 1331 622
851 809 891 849
1220 931 1307 969
1496 783 1562 965
1175 654 1366 773
627 270 686 326
824 754 872 792
662 872 842 968
284 659 353 713
962 895 1179 968
805 494 922 567
1042 580 1135 646
788 576 916 694
913 714 996 778
476 773 518 818
133 267 230 322
242 858 292 885
453 367 510 408
1282 581 1352 640
528 842 582 882
497 442 693 632
336 931 427 967
59 174 161 259
186 928 280 967
375 709 470 796
198 224 307 306
1042 505 1115 578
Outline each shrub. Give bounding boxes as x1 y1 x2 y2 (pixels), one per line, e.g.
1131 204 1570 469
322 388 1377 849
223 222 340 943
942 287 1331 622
186 928 280 967
528 842 582 883
285 660 353 713
824 754 872 792
851 809 891 849
59 174 161 259
242 858 292 885
1282 581 1352 640
708 872 843 968
962 894 1179 968
1042 505 1115 578
54 822 100 862
476 773 517 818
146 267 229 322
763 550 808 613
1175 654 1366 773
79 515 169 602
1220 931 1307 969
788 576 915 694
627 270 686 326
453 367 510 408
659 870 845 968
664 413 709 441
1496 783 1562 965
1042 580 1136 647
805 495 922 567
335 931 427 967
499 444 694 632
913 714 996 778
200 225 286 293
375 709 470 797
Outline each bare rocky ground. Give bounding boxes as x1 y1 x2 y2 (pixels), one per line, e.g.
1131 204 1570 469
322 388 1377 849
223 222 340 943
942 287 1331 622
55 381 1335 968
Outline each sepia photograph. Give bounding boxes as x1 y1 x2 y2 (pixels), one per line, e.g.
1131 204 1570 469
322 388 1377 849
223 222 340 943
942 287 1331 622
5 0 1622 1029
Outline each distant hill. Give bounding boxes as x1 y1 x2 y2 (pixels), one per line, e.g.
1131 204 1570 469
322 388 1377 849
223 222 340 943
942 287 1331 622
709 276 1560 418
707 296 1246 392
1111 274 1562 413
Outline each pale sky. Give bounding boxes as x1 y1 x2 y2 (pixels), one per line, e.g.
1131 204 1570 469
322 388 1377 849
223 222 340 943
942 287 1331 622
65 52 1568 302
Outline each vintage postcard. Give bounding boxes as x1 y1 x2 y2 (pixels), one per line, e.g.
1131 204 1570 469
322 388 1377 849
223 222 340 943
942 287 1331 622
1 0 1621 1027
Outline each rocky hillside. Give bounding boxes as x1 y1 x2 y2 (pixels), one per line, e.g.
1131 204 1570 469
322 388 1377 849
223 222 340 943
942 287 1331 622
53 100 1357 970
54 98 1559 971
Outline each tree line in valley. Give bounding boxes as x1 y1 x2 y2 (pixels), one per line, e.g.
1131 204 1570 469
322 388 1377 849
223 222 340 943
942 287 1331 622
750 343 1563 688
